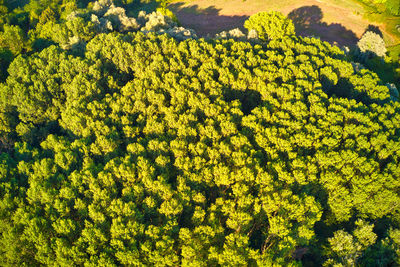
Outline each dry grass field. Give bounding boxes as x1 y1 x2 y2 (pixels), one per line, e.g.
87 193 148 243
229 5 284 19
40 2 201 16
169 0 396 46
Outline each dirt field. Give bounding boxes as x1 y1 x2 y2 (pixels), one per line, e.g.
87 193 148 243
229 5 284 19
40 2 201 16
169 0 394 47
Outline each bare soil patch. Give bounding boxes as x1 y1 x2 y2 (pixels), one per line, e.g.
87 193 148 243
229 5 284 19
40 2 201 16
169 0 393 47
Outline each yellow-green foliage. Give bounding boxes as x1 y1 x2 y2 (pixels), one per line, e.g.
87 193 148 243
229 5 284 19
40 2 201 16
244 11 295 41
0 24 26 55
156 7 180 24
357 31 387 57
0 30 399 266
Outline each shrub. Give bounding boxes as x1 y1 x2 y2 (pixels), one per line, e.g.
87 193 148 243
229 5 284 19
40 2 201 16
357 31 387 57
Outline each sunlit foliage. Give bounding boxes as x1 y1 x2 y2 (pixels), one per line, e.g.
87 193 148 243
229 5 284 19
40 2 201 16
0 2 399 266
244 11 295 41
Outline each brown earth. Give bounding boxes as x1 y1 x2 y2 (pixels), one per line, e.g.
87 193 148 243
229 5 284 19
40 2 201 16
169 0 393 47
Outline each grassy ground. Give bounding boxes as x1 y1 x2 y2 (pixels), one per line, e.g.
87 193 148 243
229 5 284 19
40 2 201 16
169 0 399 47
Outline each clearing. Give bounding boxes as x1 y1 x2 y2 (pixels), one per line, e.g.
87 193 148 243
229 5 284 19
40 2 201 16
169 0 397 47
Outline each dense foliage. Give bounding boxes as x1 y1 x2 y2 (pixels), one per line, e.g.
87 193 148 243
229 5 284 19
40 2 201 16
0 1 400 266
386 0 400 15
357 0 400 15
244 11 296 41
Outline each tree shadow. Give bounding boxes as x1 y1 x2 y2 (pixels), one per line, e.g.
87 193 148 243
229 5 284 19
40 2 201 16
126 0 160 17
288 5 358 47
363 24 383 38
169 2 248 37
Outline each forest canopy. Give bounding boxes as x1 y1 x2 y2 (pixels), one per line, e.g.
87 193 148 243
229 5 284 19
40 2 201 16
0 0 400 266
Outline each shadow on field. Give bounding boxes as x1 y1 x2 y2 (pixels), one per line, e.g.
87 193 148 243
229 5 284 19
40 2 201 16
169 2 248 37
170 3 358 46
288 5 358 46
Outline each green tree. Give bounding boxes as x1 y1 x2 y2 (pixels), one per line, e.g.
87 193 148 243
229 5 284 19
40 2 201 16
386 0 400 15
357 31 387 58
0 14 399 266
0 24 26 55
244 11 295 41
324 220 377 266
0 0 8 26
